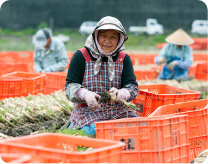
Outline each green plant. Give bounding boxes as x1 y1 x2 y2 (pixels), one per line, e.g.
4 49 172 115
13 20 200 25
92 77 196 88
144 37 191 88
23 28 36 35
37 22 48 30
62 28 73 35
56 128 90 151
202 91 208 99
56 128 89 137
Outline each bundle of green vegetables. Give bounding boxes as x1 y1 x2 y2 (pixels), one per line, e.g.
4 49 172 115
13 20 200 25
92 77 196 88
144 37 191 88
0 90 73 128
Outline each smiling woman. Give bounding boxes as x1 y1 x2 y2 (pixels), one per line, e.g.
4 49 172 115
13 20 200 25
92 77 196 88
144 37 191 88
65 16 139 136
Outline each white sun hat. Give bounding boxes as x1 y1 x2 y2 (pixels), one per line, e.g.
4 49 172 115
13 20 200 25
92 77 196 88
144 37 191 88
165 28 194 45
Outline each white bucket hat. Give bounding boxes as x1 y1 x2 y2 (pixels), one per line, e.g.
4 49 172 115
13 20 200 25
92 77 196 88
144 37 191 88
165 28 194 45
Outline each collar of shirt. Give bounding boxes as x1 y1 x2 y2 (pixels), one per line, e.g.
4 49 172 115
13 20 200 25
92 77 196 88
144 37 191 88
172 44 186 51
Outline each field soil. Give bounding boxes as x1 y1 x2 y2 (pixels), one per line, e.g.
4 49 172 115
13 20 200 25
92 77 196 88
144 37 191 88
0 112 70 137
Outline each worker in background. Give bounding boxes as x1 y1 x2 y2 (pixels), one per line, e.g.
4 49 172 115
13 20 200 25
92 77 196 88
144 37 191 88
33 28 69 73
154 28 194 81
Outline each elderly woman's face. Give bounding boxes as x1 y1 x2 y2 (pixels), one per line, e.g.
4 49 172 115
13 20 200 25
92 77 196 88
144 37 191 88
98 29 119 53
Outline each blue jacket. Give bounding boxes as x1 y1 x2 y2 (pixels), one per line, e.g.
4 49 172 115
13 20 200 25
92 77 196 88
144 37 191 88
154 43 193 80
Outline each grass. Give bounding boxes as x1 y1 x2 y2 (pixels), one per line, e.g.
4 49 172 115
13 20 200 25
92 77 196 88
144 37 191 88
202 91 208 99
56 128 90 137
0 27 205 52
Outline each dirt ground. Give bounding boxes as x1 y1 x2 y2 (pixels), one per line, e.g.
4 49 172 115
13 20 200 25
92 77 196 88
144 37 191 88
0 112 70 137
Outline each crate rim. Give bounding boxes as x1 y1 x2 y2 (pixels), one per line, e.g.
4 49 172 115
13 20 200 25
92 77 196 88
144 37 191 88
95 114 188 125
149 99 208 117
0 77 23 81
0 153 31 163
2 71 46 80
0 132 125 155
139 83 201 95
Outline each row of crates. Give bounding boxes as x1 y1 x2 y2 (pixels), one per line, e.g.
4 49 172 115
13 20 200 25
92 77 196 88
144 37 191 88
0 64 206 100
95 99 208 163
0 84 202 164
128 53 207 66
134 62 208 81
95 84 205 162
0 80 206 163
0 63 29 76
0 100 206 163
0 116 191 163
0 51 73 73
0 51 206 70
0 71 67 100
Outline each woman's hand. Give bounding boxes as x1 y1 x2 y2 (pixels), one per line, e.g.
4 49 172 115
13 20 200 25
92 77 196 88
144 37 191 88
108 87 130 101
157 57 166 65
83 90 101 109
167 61 178 71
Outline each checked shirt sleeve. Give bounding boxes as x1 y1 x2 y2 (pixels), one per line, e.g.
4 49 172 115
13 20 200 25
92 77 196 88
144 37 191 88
123 83 139 102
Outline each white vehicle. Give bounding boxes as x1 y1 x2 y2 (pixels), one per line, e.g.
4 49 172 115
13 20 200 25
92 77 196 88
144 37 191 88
129 18 164 35
191 20 208 35
79 21 98 35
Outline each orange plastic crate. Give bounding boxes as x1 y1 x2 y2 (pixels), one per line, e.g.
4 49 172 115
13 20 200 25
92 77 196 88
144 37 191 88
16 51 34 63
2 71 45 96
149 99 208 162
193 53 208 61
195 62 208 81
0 133 124 163
0 153 31 163
95 115 189 163
135 84 201 117
188 65 196 77
0 52 16 63
134 70 158 81
44 72 67 94
129 54 157 65
0 63 29 76
0 77 22 100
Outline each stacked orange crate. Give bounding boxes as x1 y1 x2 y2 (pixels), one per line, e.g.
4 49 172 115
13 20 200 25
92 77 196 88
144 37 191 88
44 72 67 94
2 71 45 96
96 115 189 163
134 84 200 117
195 62 208 81
134 70 158 81
0 77 22 100
149 99 208 162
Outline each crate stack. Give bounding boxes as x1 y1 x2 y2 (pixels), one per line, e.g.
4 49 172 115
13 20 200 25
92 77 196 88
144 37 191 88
0 71 68 99
94 83 206 163
96 115 190 163
149 99 208 161
0 50 207 163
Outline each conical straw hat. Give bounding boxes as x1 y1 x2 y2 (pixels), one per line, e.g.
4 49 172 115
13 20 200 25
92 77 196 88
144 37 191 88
165 28 194 45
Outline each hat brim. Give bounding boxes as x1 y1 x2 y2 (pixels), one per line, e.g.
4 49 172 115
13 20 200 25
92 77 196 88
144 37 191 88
96 24 123 33
34 40 47 48
165 28 194 45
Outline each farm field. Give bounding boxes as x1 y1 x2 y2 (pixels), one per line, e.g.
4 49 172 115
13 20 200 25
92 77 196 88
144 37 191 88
0 29 207 163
